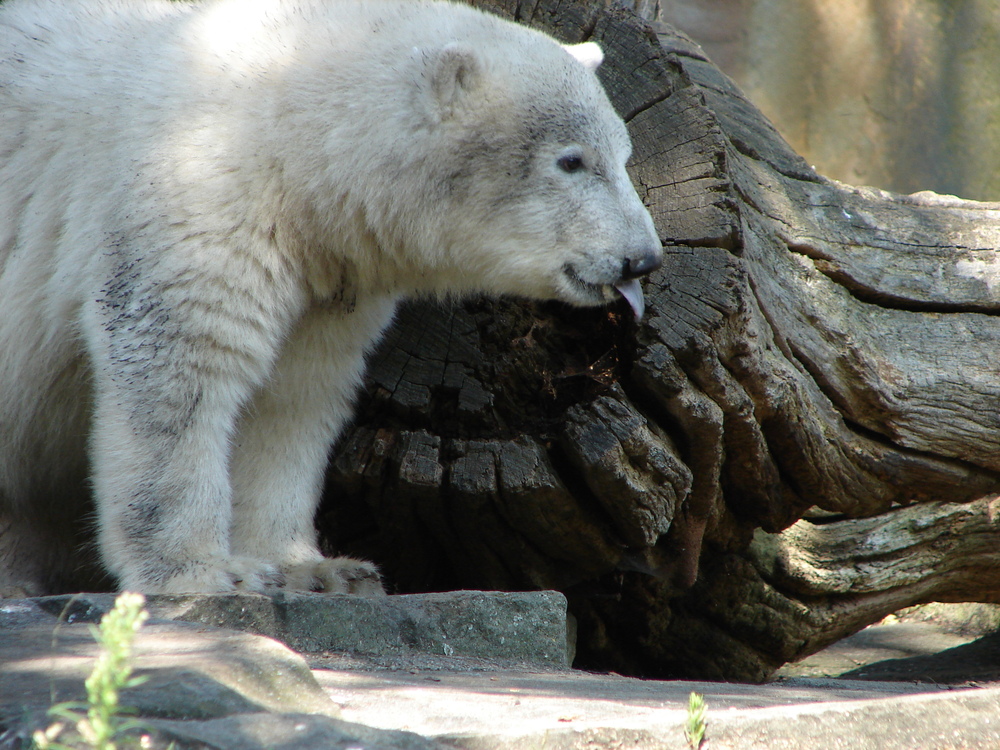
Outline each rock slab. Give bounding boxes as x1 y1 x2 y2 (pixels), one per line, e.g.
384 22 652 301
24 589 570 666
0 590 567 749
4 591 1000 749
316 667 1000 750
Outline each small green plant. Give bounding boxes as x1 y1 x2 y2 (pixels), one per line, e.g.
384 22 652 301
684 691 707 749
33 592 151 750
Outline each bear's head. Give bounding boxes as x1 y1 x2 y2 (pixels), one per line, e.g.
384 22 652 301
409 35 662 320
282 9 662 320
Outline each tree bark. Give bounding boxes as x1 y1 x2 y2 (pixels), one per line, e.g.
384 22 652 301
320 0 1000 681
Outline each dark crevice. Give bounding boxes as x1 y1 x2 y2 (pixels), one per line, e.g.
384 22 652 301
783 340 868 426
785 339 1000 485
707 357 813 530
724 134 823 184
837 409 1000 488
740 196 1000 317
660 46 711 66
621 86 680 124
577 5 600 41
743 272 798 375
781 337 894 447
619 373 690 466
812 261 1000 316
544 438 630 556
671 69 821 184
783 240 1000 315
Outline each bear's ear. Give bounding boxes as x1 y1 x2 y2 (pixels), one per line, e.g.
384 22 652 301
429 42 482 118
563 41 603 71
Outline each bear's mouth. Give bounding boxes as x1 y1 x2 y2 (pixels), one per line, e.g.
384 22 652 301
562 265 645 320
562 264 615 304
613 278 645 320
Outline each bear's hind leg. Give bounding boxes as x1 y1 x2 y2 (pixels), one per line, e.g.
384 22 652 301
0 510 108 596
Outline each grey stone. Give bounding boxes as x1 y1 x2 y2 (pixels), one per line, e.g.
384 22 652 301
149 713 445 750
0 621 339 722
6 591 1000 750
28 589 571 667
314 667 1000 750
277 591 570 665
709 686 1000 750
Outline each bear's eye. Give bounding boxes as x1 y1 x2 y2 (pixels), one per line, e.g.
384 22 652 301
557 153 585 173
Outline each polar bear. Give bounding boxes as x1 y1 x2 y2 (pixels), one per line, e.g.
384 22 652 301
0 0 662 596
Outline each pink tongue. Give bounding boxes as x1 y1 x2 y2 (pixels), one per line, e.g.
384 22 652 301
614 279 645 320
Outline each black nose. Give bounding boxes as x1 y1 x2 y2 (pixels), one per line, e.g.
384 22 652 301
622 250 662 280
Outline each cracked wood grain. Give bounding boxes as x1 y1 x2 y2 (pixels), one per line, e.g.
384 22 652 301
320 0 1000 681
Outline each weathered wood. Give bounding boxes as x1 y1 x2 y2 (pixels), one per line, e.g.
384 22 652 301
322 0 1000 680
755 498 1000 601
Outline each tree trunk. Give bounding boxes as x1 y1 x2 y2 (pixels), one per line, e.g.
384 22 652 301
320 0 1000 681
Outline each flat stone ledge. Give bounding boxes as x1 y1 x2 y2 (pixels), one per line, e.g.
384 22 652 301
17 589 571 667
5 593 1000 750
314 668 1000 750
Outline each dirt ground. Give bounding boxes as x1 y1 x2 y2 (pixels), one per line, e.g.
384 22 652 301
776 603 1000 686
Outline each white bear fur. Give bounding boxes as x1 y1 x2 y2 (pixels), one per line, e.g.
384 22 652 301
0 0 661 595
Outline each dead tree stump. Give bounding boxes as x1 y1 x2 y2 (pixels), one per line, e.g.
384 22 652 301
320 0 1000 680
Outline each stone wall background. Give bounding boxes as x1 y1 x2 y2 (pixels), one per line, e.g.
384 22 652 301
649 0 1000 201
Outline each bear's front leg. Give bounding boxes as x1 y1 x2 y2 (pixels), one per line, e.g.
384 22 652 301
85 255 295 594
229 299 397 596
89 370 285 593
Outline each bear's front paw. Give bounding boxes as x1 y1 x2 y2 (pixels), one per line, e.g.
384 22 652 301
150 556 284 594
227 556 286 592
282 556 385 596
